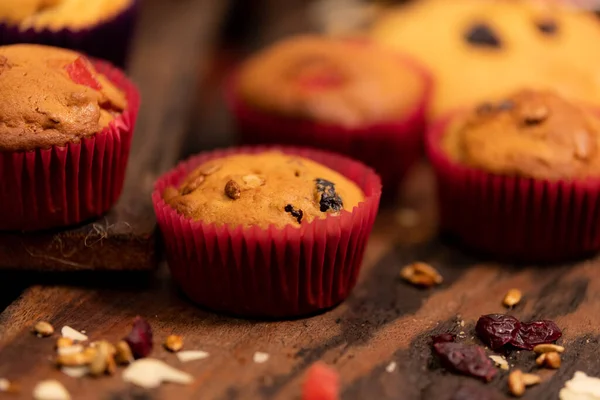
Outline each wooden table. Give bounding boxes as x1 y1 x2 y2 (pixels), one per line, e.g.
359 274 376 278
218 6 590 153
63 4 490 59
0 1 599 399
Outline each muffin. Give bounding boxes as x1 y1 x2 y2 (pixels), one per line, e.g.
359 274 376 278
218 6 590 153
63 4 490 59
426 89 600 261
0 44 140 231
153 147 382 317
226 35 430 198
0 0 138 67
371 0 600 119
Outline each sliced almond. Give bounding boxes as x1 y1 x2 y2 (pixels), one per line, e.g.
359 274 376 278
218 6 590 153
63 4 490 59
33 380 71 400
253 352 269 364
489 355 509 371
176 350 209 363
122 358 193 389
60 326 88 342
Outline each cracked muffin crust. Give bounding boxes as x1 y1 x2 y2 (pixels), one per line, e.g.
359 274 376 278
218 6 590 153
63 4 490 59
163 151 365 229
0 0 132 31
0 44 127 152
442 89 600 180
236 35 426 128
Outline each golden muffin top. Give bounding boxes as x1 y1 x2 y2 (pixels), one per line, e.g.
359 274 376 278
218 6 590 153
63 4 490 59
236 35 427 128
0 44 127 151
371 0 600 119
442 89 600 180
0 0 132 31
163 151 366 229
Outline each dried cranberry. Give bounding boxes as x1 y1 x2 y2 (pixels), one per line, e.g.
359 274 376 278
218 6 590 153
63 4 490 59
510 320 562 350
432 333 456 344
433 342 497 382
123 316 153 359
476 314 520 351
285 204 304 224
64 57 102 90
315 178 343 213
464 23 502 48
302 362 339 400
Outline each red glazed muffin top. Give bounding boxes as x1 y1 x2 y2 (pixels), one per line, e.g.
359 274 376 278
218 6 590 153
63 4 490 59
0 0 132 30
236 35 426 128
163 151 365 229
442 89 600 180
0 44 127 152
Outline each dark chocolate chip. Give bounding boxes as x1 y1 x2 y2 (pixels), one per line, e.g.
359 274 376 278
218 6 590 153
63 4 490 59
536 19 559 35
315 178 343 212
464 23 502 48
284 204 303 224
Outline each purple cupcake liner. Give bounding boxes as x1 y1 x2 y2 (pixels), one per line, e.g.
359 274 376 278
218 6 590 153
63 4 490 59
0 0 139 67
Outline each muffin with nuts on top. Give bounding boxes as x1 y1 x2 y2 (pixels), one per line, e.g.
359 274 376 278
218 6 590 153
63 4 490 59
153 147 381 317
426 89 600 261
226 34 430 198
0 44 139 231
0 0 138 66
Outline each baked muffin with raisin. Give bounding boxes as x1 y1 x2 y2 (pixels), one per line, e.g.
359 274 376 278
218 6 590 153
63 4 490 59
163 151 364 229
0 44 139 231
227 34 430 197
0 0 138 66
153 148 382 317
371 0 600 119
426 89 600 261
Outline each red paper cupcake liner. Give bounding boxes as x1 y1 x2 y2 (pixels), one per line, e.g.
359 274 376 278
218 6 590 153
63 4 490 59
426 114 600 262
152 146 382 318
0 0 139 67
225 51 431 197
0 59 140 231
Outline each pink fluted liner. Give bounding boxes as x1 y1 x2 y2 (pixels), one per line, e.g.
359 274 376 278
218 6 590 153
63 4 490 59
0 0 139 67
0 59 140 231
224 50 431 196
426 114 600 262
152 146 382 318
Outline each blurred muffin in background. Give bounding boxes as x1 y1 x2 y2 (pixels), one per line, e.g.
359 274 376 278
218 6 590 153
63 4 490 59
0 0 138 67
226 35 431 199
426 88 600 261
371 0 600 119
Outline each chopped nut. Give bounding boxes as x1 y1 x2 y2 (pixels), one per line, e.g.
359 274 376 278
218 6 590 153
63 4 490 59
508 369 525 397
177 350 209 363
56 337 74 349
522 373 541 386
181 175 205 195
503 289 522 308
33 380 70 400
533 343 564 354
34 321 54 337
115 340 134 365
56 347 96 367
400 262 443 288
89 341 116 377
489 355 509 371
225 180 241 200
164 335 184 352
123 358 193 389
253 351 269 364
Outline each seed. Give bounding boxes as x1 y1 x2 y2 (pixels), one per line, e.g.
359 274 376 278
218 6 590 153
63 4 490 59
56 347 96 367
225 180 241 200
164 335 184 353
508 369 525 397
536 353 547 366
181 175 205 195
503 289 522 308
115 340 134 365
56 337 74 349
400 262 443 288
533 343 564 354
33 321 54 337
199 164 220 176
522 373 541 386
544 352 561 369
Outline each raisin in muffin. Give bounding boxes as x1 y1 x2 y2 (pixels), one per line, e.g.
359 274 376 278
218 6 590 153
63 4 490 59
0 0 133 31
0 44 127 151
442 89 600 180
163 151 365 229
426 89 600 261
0 43 138 231
371 0 600 118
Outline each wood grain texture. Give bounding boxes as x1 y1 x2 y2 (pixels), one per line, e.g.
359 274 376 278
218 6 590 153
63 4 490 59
0 164 599 400
0 0 228 271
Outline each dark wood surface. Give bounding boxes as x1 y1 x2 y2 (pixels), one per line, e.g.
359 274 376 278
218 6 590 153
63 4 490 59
0 1 599 399
0 0 228 271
